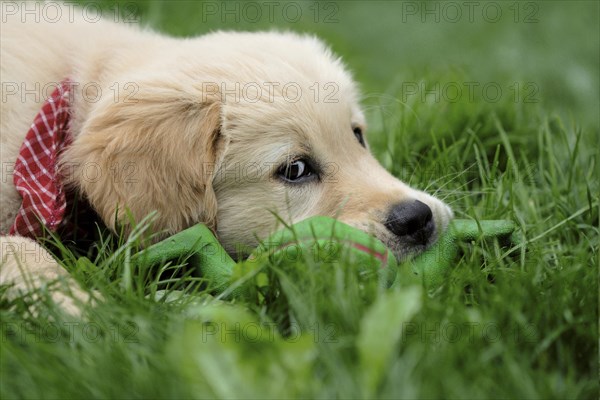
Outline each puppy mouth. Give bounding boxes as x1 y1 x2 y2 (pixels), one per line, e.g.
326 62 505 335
379 229 438 262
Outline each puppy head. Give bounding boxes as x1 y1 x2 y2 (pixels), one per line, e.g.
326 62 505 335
64 31 452 261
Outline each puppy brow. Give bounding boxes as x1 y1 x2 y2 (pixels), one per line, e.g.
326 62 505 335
280 142 313 160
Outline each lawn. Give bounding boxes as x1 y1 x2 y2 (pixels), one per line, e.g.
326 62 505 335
1 1 598 399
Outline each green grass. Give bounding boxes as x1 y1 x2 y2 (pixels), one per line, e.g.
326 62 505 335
1 1 598 399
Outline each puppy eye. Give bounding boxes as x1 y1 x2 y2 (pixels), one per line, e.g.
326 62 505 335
278 159 316 183
353 127 365 147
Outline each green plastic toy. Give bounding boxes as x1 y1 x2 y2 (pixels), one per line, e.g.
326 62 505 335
396 219 516 288
131 217 517 296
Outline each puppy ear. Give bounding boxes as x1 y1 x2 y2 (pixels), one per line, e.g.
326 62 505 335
61 78 225 237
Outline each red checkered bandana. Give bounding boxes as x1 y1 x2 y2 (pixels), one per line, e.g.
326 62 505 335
9 80 74 238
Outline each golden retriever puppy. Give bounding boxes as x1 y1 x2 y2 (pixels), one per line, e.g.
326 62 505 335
0 8 452 311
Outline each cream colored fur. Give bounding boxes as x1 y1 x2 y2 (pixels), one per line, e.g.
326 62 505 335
1 6 452 314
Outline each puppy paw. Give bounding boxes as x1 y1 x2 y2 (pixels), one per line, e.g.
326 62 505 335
1 236 95 317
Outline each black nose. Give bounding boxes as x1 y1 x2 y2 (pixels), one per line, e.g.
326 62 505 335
384 200 434 244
